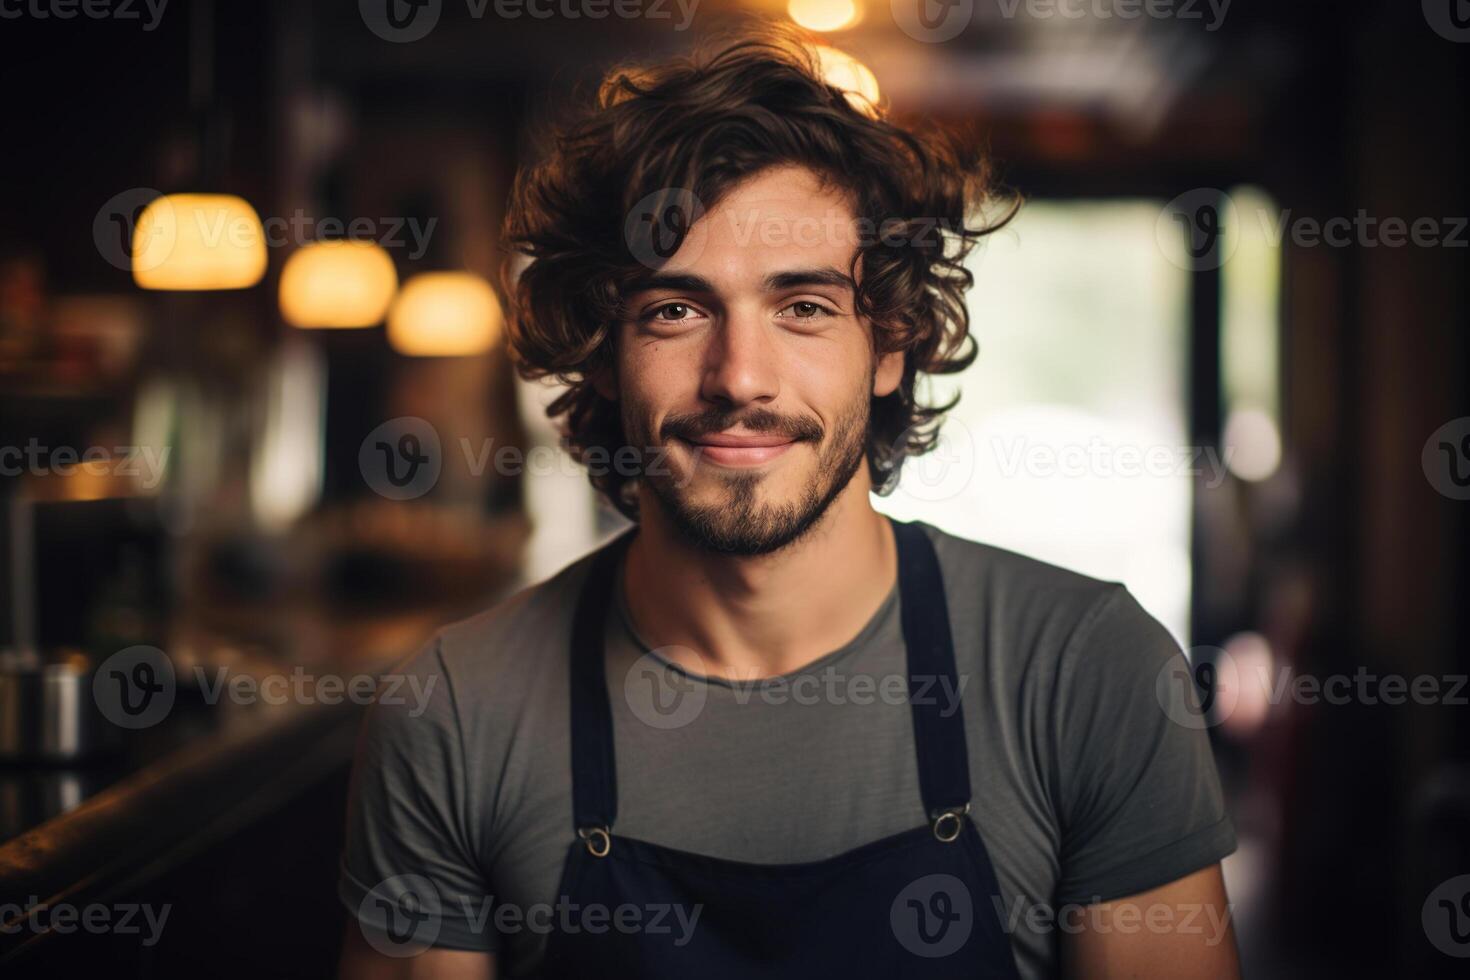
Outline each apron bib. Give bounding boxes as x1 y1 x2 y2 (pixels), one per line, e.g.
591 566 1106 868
537 518 1022 979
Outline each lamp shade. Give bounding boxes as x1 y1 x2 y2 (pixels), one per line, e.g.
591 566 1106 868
132 193 268 291
279 240 398 328
788 0 859 32
812 46 881 117
387 272 502 357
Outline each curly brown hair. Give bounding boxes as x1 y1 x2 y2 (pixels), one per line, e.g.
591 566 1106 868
502 24 1016 518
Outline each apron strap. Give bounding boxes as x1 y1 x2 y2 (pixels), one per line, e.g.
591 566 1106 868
567 519 972 835
891 518 974 819
568 531 633 834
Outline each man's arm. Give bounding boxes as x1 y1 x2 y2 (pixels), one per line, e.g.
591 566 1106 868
339 923 495 980
337 638 500 974
1062 864 1240 980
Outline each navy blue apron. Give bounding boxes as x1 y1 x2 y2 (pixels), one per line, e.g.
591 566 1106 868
538 518 1022 979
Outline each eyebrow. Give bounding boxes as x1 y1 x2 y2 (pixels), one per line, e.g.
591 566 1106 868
624 272 716 294
624 267 855 295
762 267 856 292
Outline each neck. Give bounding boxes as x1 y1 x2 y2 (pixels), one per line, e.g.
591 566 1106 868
622 476 898 681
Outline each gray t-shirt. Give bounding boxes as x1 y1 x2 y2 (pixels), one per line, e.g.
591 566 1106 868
339 523 1235 978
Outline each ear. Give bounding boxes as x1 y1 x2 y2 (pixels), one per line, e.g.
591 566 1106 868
873 348 904 398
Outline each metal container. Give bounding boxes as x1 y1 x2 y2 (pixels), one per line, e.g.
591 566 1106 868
0 650 117 763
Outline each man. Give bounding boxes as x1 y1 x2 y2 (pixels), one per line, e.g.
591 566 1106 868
339 30 1240 980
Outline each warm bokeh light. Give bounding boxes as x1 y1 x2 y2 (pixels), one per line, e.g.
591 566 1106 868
788 0 860 32
132 193 268 291
1223 406 1283 482
387 272 502 357
279 240 398 328
1218 632 1277 737
810 45 880 117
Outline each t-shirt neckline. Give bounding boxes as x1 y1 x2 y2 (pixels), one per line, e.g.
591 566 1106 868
611 556 901 691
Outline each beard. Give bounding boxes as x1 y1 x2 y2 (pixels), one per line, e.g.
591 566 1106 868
629 393 871 557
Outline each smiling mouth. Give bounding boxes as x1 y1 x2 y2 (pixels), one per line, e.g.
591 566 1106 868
681 432 799 467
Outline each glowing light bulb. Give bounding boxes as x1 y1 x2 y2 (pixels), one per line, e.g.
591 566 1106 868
279 240 398 328
811 45 881 117
132 193 268 291
387 272 502 357
789 0 860 32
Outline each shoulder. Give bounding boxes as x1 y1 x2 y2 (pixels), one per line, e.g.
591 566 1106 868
368 539 612 749
921 521 1124 631
434 545 601 684
918 521 1179 674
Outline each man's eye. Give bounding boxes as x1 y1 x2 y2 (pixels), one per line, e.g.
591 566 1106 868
651 303 693 321
777 301 832 319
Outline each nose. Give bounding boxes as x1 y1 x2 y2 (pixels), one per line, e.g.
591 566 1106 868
699 308 780 409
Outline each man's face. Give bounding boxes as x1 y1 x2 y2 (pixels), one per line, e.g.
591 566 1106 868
610 165 904 555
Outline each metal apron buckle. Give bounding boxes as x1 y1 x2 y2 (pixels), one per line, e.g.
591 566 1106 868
578 826 612 858
931 804 971 843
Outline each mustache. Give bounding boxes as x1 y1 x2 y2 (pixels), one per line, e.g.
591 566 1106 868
660 408 824 444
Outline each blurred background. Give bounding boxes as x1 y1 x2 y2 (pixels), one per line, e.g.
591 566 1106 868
0 0 1466 976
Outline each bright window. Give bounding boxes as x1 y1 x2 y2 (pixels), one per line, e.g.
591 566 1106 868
876 200 1194 645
